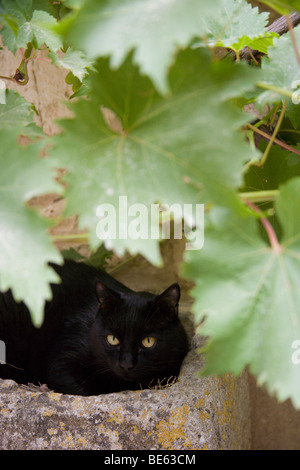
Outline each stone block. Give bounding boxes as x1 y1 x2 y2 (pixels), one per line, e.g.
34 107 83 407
0 337 250 450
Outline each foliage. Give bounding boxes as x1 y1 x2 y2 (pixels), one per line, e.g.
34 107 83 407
259 0 300 15
193 0 279 55
0 94 62 325
183 178 300 405
1 0 300 406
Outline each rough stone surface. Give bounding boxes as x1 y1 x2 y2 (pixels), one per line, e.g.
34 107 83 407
0 335 251 450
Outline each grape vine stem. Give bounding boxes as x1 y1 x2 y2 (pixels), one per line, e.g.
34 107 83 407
239 190 278 202
260 100 287 166
287 14 300 67
247 123 300 157
245 200 282 254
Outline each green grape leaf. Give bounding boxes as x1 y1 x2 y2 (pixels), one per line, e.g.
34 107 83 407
0 0 55 16
285 100 300 129
182 177 300 408
60 247 86 262
63 0 85 8
48 48 93 81
256 25 300 127
243 34 279 55
85 244 113 269
259 0 300 14
0 89 43 136
195 0 277 54
62 244 112 268
27 10 62 50
50 48 259 264
0 129 63 326
65 71 82 94
57 0 223 94
242 141 300 194
0 2 62 53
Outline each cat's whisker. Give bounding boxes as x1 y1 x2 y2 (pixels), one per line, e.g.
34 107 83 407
85 362 113 378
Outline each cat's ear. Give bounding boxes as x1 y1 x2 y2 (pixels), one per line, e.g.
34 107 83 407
95 281 119 313
156 283 180 318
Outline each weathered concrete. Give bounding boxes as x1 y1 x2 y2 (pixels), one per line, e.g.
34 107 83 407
0 335 251 450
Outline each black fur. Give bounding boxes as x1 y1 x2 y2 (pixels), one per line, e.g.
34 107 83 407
0 260 189 396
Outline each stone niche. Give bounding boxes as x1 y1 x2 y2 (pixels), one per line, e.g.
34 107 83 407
0 245 252 450
0 334 251 450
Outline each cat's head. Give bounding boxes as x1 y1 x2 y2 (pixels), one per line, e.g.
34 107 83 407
90 281 189 388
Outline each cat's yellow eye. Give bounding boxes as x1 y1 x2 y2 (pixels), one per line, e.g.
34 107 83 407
106 334 120 346
142 336 156 348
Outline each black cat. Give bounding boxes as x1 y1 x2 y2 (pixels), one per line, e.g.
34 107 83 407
0 260 189 395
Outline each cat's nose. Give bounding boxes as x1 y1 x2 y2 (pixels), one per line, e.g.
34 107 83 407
120 353 134 371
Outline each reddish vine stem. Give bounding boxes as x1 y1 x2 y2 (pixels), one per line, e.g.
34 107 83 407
245 200 282 254
247 123 300 157
287 14 300 68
